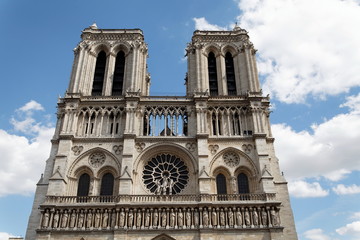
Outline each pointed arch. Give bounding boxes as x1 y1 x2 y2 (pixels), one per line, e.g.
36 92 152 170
91 50 107 96
208 51 218 96
112 50 125 95
151 234 176 240
225 51 236 95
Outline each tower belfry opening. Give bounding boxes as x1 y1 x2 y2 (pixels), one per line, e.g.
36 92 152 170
26 24 298 240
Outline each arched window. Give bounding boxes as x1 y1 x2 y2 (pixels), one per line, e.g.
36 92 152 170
112 51 125 96
225 52 236 95
216 173 227 194
91 51 107 96
77 173 90 196
237 173 250 194
100 173 114 196
208 52 218 96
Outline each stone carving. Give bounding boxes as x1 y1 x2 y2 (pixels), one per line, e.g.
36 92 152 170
208 144 219 154
223 151 240 167
145 209 151 227
135 142 145 152
71 145 83 155
186 143 196 152
161 210 167 227
136 210 142 228
78 210 85 228
253 209 259 226
261 209 268 226
244 209 250 226
94 210 101 228
119 210 125 227
110 211 116 228
102 209 109 228
203 209 209 227
211 208 217 226
194 209 199 227
186 209 191 227
242 144 253 154
113 145 123 155
53 210 60 228
271 208 279 226
220 209 225 226
228 208 234 227
42 209 50 228
170 209 176 227
236 208 242 226
89 152 106 168
178 209 184 227
128 209 134 228
69 210 76 228
86 211 92 228
61 210 69 228
153 209 159 227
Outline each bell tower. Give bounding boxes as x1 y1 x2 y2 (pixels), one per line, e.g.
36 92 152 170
26 24 298 240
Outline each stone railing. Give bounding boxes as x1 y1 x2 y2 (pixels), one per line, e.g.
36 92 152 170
38 204 281 231
44 193 276 205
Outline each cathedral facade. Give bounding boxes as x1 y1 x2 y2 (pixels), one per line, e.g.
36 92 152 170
26 24 298 240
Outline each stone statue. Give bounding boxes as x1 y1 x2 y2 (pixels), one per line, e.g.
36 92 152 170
170 209 175 227
253 209 259 226
244 210 250 226
145 209 151 227
69 211 76 228
78 210 85 228
211 208 217 226
203 209 209 227
194 209 199 227
102 210 109 228
128 209 134 227
186 209 191 227
261 209 267 226
220 209 225 226
236 209 242 226
178 209 184 227
153 209 159 227
119 210 125 227
228 208 234 226
161 210 167 227
94 210 101 228
271 209 279 226
61 210 69 228
110 211 116 228
86 211 92 228
136 210 142 228
155 179 161 195
53 210 60 228
42 210 50 228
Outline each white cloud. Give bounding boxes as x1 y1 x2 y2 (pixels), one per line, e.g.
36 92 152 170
341 93 360 114
333 184 360 195
351 212 360 220
288 180 328 198
193 17 226 31
336 221 360 236
0 101 54 196
272 104 360 180
18 100 44 112
0 232 21 240
303 228 331 240
236 0 360 103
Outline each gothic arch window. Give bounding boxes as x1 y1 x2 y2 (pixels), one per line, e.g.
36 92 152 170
91 51 107 96
100 173 114 196
208 52 218 96
225 52 236 95
77 173 90 197
237 173 250 194
216 173 227 195
112 51 125 96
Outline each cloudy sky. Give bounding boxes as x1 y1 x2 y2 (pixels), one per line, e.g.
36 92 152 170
0 0 360 239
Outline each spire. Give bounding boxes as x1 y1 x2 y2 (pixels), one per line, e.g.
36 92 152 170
233 22 242 31
90 22 98 29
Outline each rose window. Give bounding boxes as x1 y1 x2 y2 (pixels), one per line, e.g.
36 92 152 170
142 154 189 195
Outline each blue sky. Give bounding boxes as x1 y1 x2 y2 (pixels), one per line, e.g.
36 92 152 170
1 0 360 239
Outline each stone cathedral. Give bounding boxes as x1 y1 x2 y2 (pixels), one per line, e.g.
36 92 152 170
26 24 298 240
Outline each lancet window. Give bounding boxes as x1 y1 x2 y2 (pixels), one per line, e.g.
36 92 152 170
112 51 125 96
100 173 114 196
143 106 188 136
76 106 125 137
208 52 218 96
237 173 250 194
225 52 236 95
216 173 227 195
208 106 253 136
91 51 107 96
77 173 90 197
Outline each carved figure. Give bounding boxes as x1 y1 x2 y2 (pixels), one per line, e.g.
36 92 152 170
78 210 85 228
153 209 159 227
86 211 92 228
271 209 279 226
261 209 268 226
61 210 69 228
194 209 199 226
145 209 151 227
245 210 250 226
228 208 234 226
42 210 50 228
236 209 242 226
110 211 116 228
220 209 225 226
170 209 175 227
155 179 161 195
128 209 134 227
211 208 217 226
119 210 125 227
136 210 142 228
203 209 209 227
253 209 259 226
161 210 167 227
53 210 60 228
178 209 184 227
69 211 76 228
186 209 191 227
94 210 101 228
102 210 109 228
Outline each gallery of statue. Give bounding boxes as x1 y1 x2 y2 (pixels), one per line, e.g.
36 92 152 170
26 24 298 240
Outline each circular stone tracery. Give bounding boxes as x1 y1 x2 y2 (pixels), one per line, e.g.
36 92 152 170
223 151 240 167
89 152 106 168
142 154 189 195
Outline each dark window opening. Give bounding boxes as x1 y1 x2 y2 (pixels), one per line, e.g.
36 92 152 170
216 173 227 201
92 51 107 96
100 173 114 196
225 52 236 95
112 51 125 96
77 173 90 197
208 52 218 96
237 173 250 194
